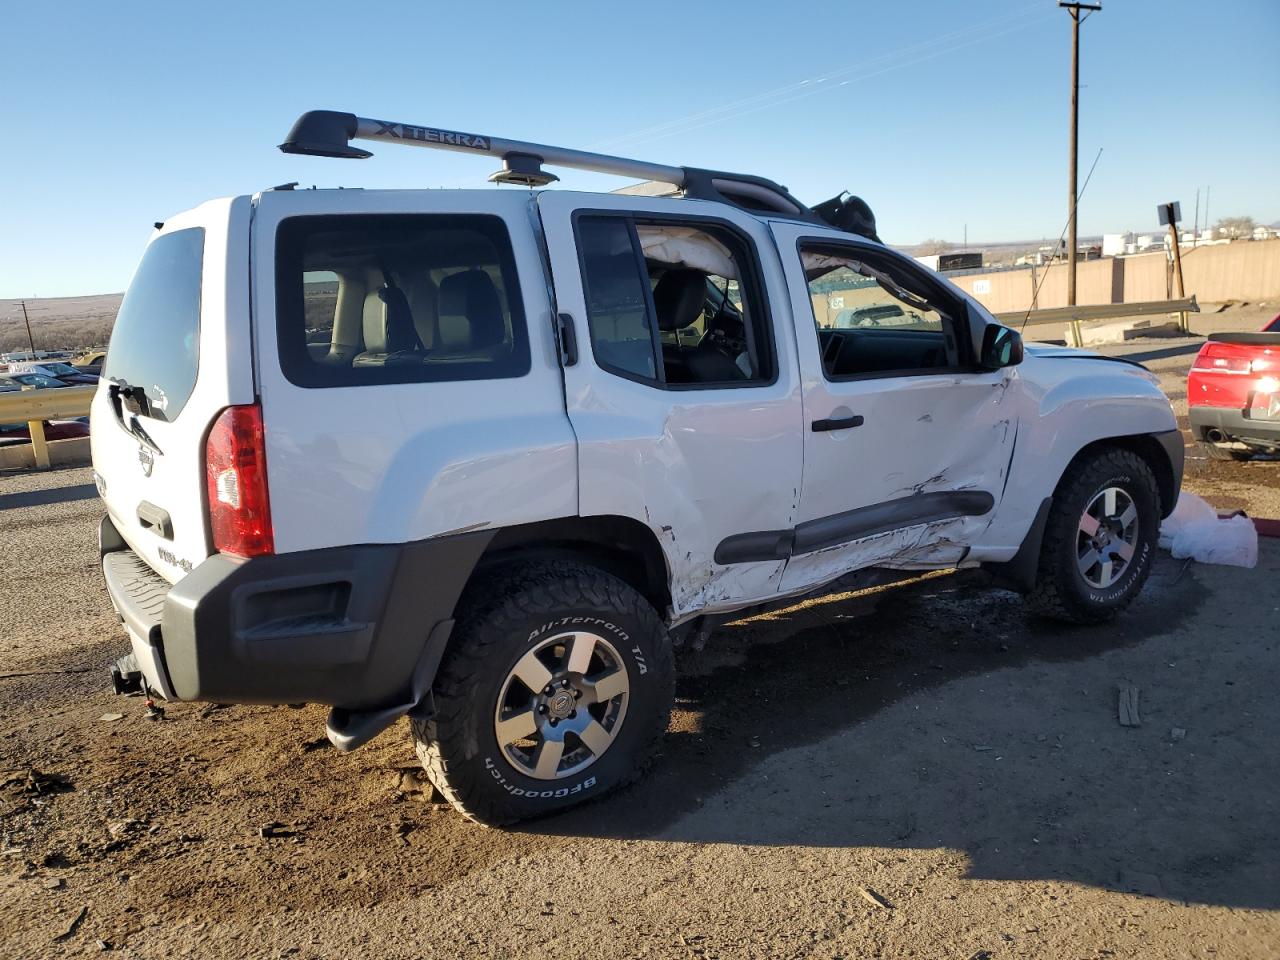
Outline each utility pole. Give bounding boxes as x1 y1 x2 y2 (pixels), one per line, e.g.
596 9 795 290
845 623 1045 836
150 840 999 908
1060 1 1101 306
19 300 37 358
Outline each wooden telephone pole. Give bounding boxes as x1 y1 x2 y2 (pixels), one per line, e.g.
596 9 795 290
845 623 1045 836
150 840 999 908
20 300 38 358
1060 1 1102 306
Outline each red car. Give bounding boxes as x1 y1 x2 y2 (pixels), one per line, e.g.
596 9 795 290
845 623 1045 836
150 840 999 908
1188 313 1280 460
0 419 90 448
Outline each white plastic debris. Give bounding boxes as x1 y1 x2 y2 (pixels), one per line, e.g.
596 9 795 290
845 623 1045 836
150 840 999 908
1158 492 1258 568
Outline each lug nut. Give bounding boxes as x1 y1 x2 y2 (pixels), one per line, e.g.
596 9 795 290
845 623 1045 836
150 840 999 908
549 718 558 727
569 710 577 719
561 679 571 689
538 704 548 714
573 689 582 699
544 685 554 696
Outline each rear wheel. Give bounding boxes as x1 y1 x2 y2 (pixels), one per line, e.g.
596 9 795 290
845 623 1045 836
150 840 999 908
412 561 674 826
1027 448 1161 623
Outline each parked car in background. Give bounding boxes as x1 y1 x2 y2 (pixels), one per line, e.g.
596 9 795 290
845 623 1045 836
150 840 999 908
0 372 69 390
1188 312 1280 461
4 361 99 385
0 419 90 448
74 350 108 375
832 303 915 328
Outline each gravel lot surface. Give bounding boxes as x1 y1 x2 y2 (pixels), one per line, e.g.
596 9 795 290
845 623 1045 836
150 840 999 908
2 317 1277 959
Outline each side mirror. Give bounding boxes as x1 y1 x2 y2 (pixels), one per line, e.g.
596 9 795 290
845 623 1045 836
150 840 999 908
979 324 1024 370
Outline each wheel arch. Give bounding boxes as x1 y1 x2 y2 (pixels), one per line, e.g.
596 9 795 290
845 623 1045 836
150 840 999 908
1060 431 1181 519
472 515 673 617
986 430 1180 593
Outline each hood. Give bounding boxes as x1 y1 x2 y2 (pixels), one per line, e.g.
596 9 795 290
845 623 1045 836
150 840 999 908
1024 341 1148 370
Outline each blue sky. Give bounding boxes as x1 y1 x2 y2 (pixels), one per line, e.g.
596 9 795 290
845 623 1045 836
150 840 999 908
2 0 1277 297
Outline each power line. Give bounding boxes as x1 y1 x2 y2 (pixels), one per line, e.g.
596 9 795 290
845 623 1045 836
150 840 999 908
1021 147 1104 332
593 5 1052 151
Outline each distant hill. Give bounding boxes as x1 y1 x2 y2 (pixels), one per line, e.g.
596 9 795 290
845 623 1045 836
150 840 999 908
0 293 122 353
2 281 339 354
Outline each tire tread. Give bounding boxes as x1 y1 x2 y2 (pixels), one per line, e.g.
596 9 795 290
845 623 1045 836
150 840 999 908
1026 448 1160 624
411 560 673 826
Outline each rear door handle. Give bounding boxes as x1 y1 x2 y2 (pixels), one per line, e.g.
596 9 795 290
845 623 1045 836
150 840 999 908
556 312 578 366
811 415 864 432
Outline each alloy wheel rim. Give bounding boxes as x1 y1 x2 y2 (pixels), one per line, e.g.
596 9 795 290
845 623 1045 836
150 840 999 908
492 631 630 781
1077 485 1140 589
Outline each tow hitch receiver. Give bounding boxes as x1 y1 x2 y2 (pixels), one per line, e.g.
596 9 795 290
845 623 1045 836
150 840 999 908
110 653 143 696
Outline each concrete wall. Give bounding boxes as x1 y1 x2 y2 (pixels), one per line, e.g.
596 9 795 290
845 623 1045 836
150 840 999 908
0 436 91 471
948 239 1280 314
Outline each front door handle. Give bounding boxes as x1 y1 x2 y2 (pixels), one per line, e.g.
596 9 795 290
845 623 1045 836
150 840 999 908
811 415 865 432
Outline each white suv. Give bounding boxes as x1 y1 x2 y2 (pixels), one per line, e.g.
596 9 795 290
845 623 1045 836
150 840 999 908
92 111 1183 824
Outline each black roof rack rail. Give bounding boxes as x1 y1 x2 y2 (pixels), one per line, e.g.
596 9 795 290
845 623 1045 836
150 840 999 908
278 110 879 242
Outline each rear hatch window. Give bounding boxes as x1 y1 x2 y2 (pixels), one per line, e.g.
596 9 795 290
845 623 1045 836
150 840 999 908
104 227 204 421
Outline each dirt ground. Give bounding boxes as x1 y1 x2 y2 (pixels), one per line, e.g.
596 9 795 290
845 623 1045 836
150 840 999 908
2 316 1278 959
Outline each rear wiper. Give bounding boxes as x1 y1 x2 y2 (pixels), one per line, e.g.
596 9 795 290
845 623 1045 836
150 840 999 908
126 415 163 456
107 378 164 455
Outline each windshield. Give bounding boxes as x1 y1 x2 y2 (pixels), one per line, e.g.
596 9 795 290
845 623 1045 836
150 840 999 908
3 373 65 388
40 362 81 376
104 228 204 421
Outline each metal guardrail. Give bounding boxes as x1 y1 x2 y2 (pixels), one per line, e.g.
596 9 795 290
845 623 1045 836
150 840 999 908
0 385 95 469
995 296 1199 346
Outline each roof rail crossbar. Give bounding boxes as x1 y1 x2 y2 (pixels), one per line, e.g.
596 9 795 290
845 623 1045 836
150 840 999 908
278 109 821 221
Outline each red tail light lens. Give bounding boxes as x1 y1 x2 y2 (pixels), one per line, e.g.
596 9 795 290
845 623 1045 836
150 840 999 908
205 404 274 557
1192 343 1251 373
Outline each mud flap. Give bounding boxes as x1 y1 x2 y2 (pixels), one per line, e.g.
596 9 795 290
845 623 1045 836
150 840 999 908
984 496 1053 593
325 618 454 751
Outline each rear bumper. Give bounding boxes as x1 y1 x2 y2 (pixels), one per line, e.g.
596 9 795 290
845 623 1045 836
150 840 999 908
99 515 492 711
1188 406 1280 446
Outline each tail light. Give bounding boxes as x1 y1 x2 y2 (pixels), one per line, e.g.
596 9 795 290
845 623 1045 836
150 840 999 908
205 404 274 557
1191 342 1251 373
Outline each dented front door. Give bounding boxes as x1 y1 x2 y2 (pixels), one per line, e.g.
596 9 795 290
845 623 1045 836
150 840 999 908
770 224 1017 594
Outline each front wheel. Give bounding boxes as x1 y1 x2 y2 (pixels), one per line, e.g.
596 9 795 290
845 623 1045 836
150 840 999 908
412 561 674 826
1027 448 1161 623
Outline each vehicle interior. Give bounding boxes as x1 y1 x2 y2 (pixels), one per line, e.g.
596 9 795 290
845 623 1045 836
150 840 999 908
641 225 764 384
578 219 769 386
803 250 960 378
296 222 519 373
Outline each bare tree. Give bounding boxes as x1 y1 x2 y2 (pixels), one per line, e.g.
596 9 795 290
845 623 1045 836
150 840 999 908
916 238 953 255
1214 216 1256 240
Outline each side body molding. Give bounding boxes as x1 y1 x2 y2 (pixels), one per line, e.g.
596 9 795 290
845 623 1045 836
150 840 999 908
716 490 996 565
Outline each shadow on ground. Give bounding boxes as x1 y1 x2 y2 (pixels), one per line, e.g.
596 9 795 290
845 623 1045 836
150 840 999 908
1121 341 1205 364
529 553 1280 911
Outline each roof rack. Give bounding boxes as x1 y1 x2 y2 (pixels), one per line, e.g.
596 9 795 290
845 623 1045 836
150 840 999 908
278 110 880 242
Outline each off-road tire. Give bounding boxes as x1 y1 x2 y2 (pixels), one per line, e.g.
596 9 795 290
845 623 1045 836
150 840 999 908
1199 441 1252 462
1026 448 1161 624
412 561 674 826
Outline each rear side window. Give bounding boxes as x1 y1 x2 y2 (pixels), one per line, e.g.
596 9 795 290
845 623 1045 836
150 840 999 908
104 228 204 421
275 215 530 388
576 214 775 388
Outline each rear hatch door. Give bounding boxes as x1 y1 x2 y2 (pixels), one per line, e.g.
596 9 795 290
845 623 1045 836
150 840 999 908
90 197 255 583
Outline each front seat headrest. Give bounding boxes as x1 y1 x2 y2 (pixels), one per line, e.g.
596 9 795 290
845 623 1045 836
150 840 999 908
439 270 505 350
652 269 706 331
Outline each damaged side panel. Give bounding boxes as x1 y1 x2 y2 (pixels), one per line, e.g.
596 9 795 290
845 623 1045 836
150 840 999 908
536 190 806 623
779 518 971 594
